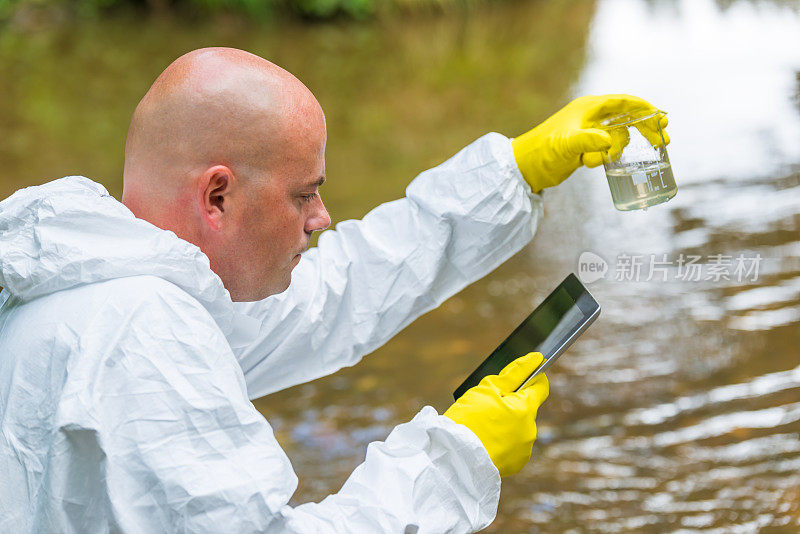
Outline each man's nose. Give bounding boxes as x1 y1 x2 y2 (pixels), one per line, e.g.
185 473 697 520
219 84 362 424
305 196 331 234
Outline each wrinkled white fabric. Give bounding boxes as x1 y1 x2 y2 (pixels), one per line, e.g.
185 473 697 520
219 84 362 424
0 133 542 533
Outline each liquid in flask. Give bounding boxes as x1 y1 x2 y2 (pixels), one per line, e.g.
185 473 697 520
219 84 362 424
605 162 677 211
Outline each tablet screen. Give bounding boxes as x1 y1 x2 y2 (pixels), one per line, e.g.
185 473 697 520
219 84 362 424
453 274 599 400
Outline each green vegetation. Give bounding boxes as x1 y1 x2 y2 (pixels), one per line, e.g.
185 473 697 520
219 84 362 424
0 0 597 203
0 0 482 23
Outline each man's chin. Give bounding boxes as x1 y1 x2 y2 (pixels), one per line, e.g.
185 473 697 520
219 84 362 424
231 274 291 303
270 271 293 297
277 273 292 294
262 276 291 300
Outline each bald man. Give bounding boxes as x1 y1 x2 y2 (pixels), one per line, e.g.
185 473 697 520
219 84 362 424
0 47 664 533
122 49 331 301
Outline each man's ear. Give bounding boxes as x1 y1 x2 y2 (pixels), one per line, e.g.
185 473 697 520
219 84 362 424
200 165 234 232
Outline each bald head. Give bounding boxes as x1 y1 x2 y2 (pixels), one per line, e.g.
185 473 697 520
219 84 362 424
122 48 331 301
123 47 323 201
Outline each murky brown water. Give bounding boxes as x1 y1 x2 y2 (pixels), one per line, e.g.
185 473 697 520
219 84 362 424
2 0 799 531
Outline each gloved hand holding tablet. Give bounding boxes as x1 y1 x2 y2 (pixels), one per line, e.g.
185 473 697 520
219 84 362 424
454 273 600 400
444 274 599 477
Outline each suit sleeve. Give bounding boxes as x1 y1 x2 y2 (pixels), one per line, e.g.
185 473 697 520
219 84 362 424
50 281 499 533
234 133 543 399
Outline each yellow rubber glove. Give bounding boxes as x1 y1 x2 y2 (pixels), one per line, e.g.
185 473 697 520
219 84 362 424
511 94 669 192
444 352 550 477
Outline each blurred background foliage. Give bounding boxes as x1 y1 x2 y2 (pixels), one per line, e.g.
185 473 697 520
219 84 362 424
0 0 594 209
1 0 490 22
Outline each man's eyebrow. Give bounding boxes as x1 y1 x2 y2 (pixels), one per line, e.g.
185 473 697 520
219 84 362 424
308 175 325 187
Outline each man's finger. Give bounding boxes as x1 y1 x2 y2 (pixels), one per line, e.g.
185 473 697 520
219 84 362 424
519 371 549 406
504 371 549 416
582 124 630 168
589 94 655 120
658 115 671 146
635 118 669 149
481 352 545 394
582 152 604 168
565 129 612 156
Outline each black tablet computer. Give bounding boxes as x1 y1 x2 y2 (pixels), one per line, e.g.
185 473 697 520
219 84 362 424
453 273 600 400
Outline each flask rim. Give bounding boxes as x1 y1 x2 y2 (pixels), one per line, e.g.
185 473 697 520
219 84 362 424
598 109 667 130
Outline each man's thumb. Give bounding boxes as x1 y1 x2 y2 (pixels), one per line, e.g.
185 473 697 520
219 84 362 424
483 352 545 394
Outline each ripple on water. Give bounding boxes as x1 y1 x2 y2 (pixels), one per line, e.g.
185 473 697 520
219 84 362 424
624 364 800 425
649 402 800 448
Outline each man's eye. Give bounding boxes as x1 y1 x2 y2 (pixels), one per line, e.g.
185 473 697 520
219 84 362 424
302 193 317 203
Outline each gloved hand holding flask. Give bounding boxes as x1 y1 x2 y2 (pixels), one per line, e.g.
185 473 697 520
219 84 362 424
445 352 550 477
511 94 669 192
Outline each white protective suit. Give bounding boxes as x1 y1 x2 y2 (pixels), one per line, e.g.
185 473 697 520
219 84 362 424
0 133 542 534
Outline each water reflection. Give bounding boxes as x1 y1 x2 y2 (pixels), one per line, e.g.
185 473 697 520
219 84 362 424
579 0 800 182
508 1 800 530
